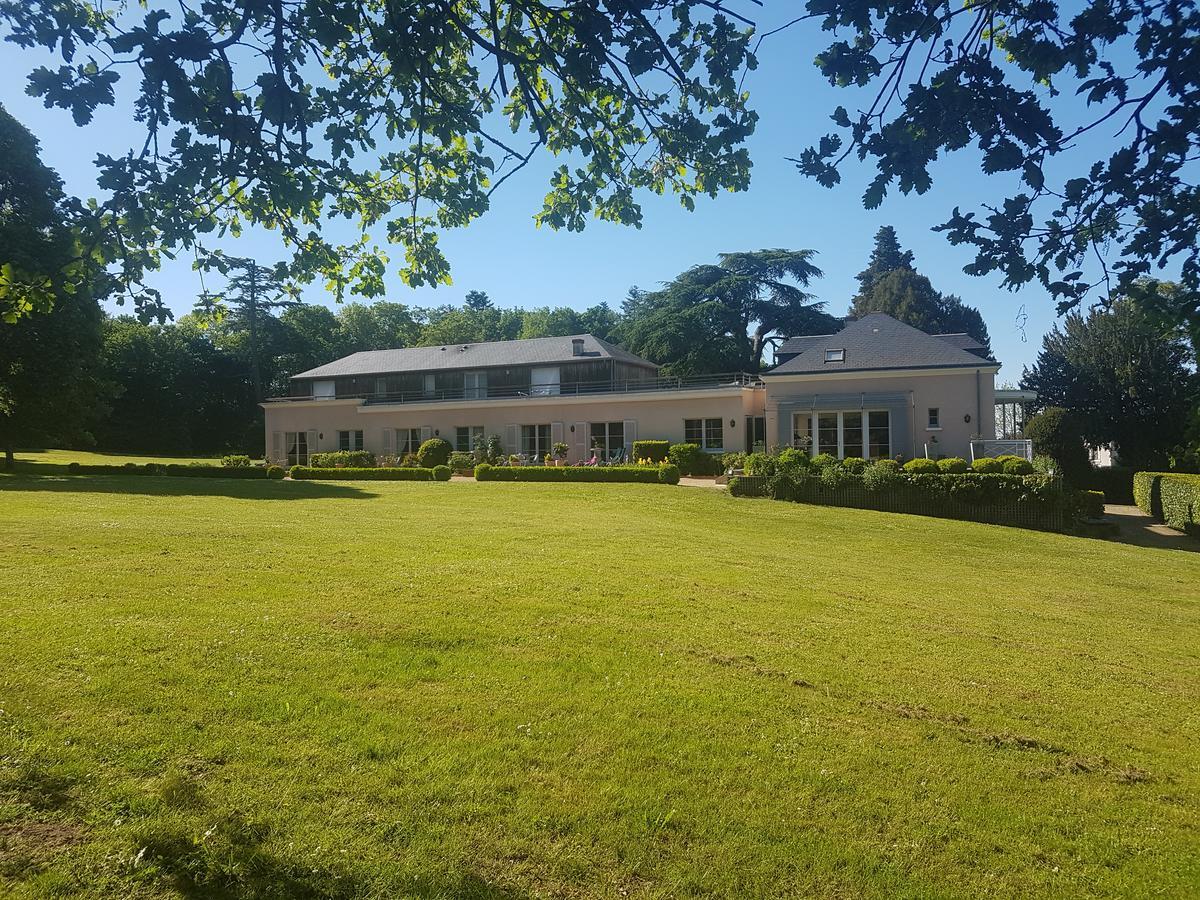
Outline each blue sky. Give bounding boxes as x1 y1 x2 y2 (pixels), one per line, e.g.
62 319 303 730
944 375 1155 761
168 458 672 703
0 7 1133 378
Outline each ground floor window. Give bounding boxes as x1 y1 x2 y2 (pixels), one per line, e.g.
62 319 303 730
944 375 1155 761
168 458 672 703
285 431 309 467
684 417 723 450
455 425 484 452
745 416 765 452
589 421 625 458
521 424 551 459
338 429 364 451
398 428 422 456
791 410 891 459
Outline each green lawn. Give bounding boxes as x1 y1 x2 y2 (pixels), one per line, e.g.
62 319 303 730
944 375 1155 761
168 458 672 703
1 473 1197 899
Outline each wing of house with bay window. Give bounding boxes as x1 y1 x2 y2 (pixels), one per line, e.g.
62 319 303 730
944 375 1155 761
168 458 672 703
763 313 1000 461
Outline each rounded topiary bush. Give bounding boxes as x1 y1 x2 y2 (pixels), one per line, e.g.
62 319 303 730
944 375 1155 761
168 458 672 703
903 458 939 474
863 459 903 491
432 464 452 482
810 453 838 469
417 437 452 468
1002 457 1035 475
840 456 867 474
267 465 284 480
657 463 681 485
972 457 1003 474
937 457 968 473
67 461 81 474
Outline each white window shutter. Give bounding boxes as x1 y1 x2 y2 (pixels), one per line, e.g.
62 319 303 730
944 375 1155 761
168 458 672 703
306 429 318 464
573 422 588 461
623 419 637 457
271 431 283 462
421 425 433 444
505 424 519 454
551 421 564 447
382 427 394 458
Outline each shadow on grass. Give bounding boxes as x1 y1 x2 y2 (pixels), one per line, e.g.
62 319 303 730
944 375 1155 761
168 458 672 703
134 817 530 900
0 474 377 501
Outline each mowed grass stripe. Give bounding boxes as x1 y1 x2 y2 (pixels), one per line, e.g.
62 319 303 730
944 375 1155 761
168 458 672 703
1 475 1197 898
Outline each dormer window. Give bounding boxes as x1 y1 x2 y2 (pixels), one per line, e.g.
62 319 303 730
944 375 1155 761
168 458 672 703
824 348 845 363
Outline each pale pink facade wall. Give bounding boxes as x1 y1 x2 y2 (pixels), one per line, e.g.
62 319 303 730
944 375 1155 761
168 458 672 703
763 367 997 460
263 388 766 463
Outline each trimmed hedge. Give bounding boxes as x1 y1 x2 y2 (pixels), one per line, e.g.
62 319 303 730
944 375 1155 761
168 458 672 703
474 463 678 484
668 443 721 476
1134 472 1200 533
432 465 452 482
289 466 435 481
1079 490 1105 519
309 450 375 468
632 440 670 463
267 465 285 480
730 469 1072 531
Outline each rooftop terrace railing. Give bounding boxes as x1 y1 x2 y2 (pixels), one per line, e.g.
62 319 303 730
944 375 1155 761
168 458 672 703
266 371 764 405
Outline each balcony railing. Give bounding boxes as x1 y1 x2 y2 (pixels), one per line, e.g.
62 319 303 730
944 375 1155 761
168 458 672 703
267 372 763 405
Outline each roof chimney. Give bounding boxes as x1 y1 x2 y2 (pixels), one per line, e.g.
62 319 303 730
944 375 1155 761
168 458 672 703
571 338 585 356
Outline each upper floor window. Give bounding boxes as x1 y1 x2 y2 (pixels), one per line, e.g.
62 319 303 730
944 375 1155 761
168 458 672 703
824 348 845 363
338 430 364 451
927 407 941 429
685 418 723 450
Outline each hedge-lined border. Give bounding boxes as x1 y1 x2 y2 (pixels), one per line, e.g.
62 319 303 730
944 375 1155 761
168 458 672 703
289 466 443 481
730 471 1073 532
475 463 680 484
1134 472 1200 533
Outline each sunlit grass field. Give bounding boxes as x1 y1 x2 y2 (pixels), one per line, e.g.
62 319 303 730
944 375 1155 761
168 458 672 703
1 469 1197 898
5 449 222 474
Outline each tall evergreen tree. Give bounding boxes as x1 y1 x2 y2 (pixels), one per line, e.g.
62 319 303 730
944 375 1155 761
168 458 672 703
195 255 298 401
1021 297 1198 469
850 228 992 354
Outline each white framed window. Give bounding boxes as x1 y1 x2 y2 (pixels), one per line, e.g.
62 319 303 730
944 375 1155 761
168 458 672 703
338 430 364 451
521 424 551 458
397 428 422 456
589 421 625 457
455 425 484 452
285 431 310 466
927 407 941 429
824 348 845 363
684 418 723 450
792 410 891 459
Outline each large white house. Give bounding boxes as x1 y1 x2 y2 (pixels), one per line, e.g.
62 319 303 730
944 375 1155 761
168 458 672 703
262 313 1002 466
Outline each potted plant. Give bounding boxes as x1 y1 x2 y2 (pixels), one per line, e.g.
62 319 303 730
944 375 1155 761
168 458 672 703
552 442 569 466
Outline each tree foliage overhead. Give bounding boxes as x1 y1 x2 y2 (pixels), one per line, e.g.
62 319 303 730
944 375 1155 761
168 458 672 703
793 0 1200 329
1 0 759 318
850 227 991 352
1021 294 1198 469
619 249 838 373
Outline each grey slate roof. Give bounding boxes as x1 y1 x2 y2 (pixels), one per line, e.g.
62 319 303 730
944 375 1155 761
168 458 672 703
775 333 838 358
934 332 989 354
765 313 998 376
291 334 656 380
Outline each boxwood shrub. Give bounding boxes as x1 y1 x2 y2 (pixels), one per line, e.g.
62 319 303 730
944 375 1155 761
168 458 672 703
474 463 678 484
1078 490 1105 519
971 457 1003 474
417 438 452 468
937 457 968 474
667 443 720 476
267 465 285 480
290 466 435 481
632 440 670 463
1087 466 1135 505
432 465 452 482
903 458 939 474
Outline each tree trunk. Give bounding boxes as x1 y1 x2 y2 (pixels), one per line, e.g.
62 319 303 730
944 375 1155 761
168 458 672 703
3 441 13 471
749 326 767 373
